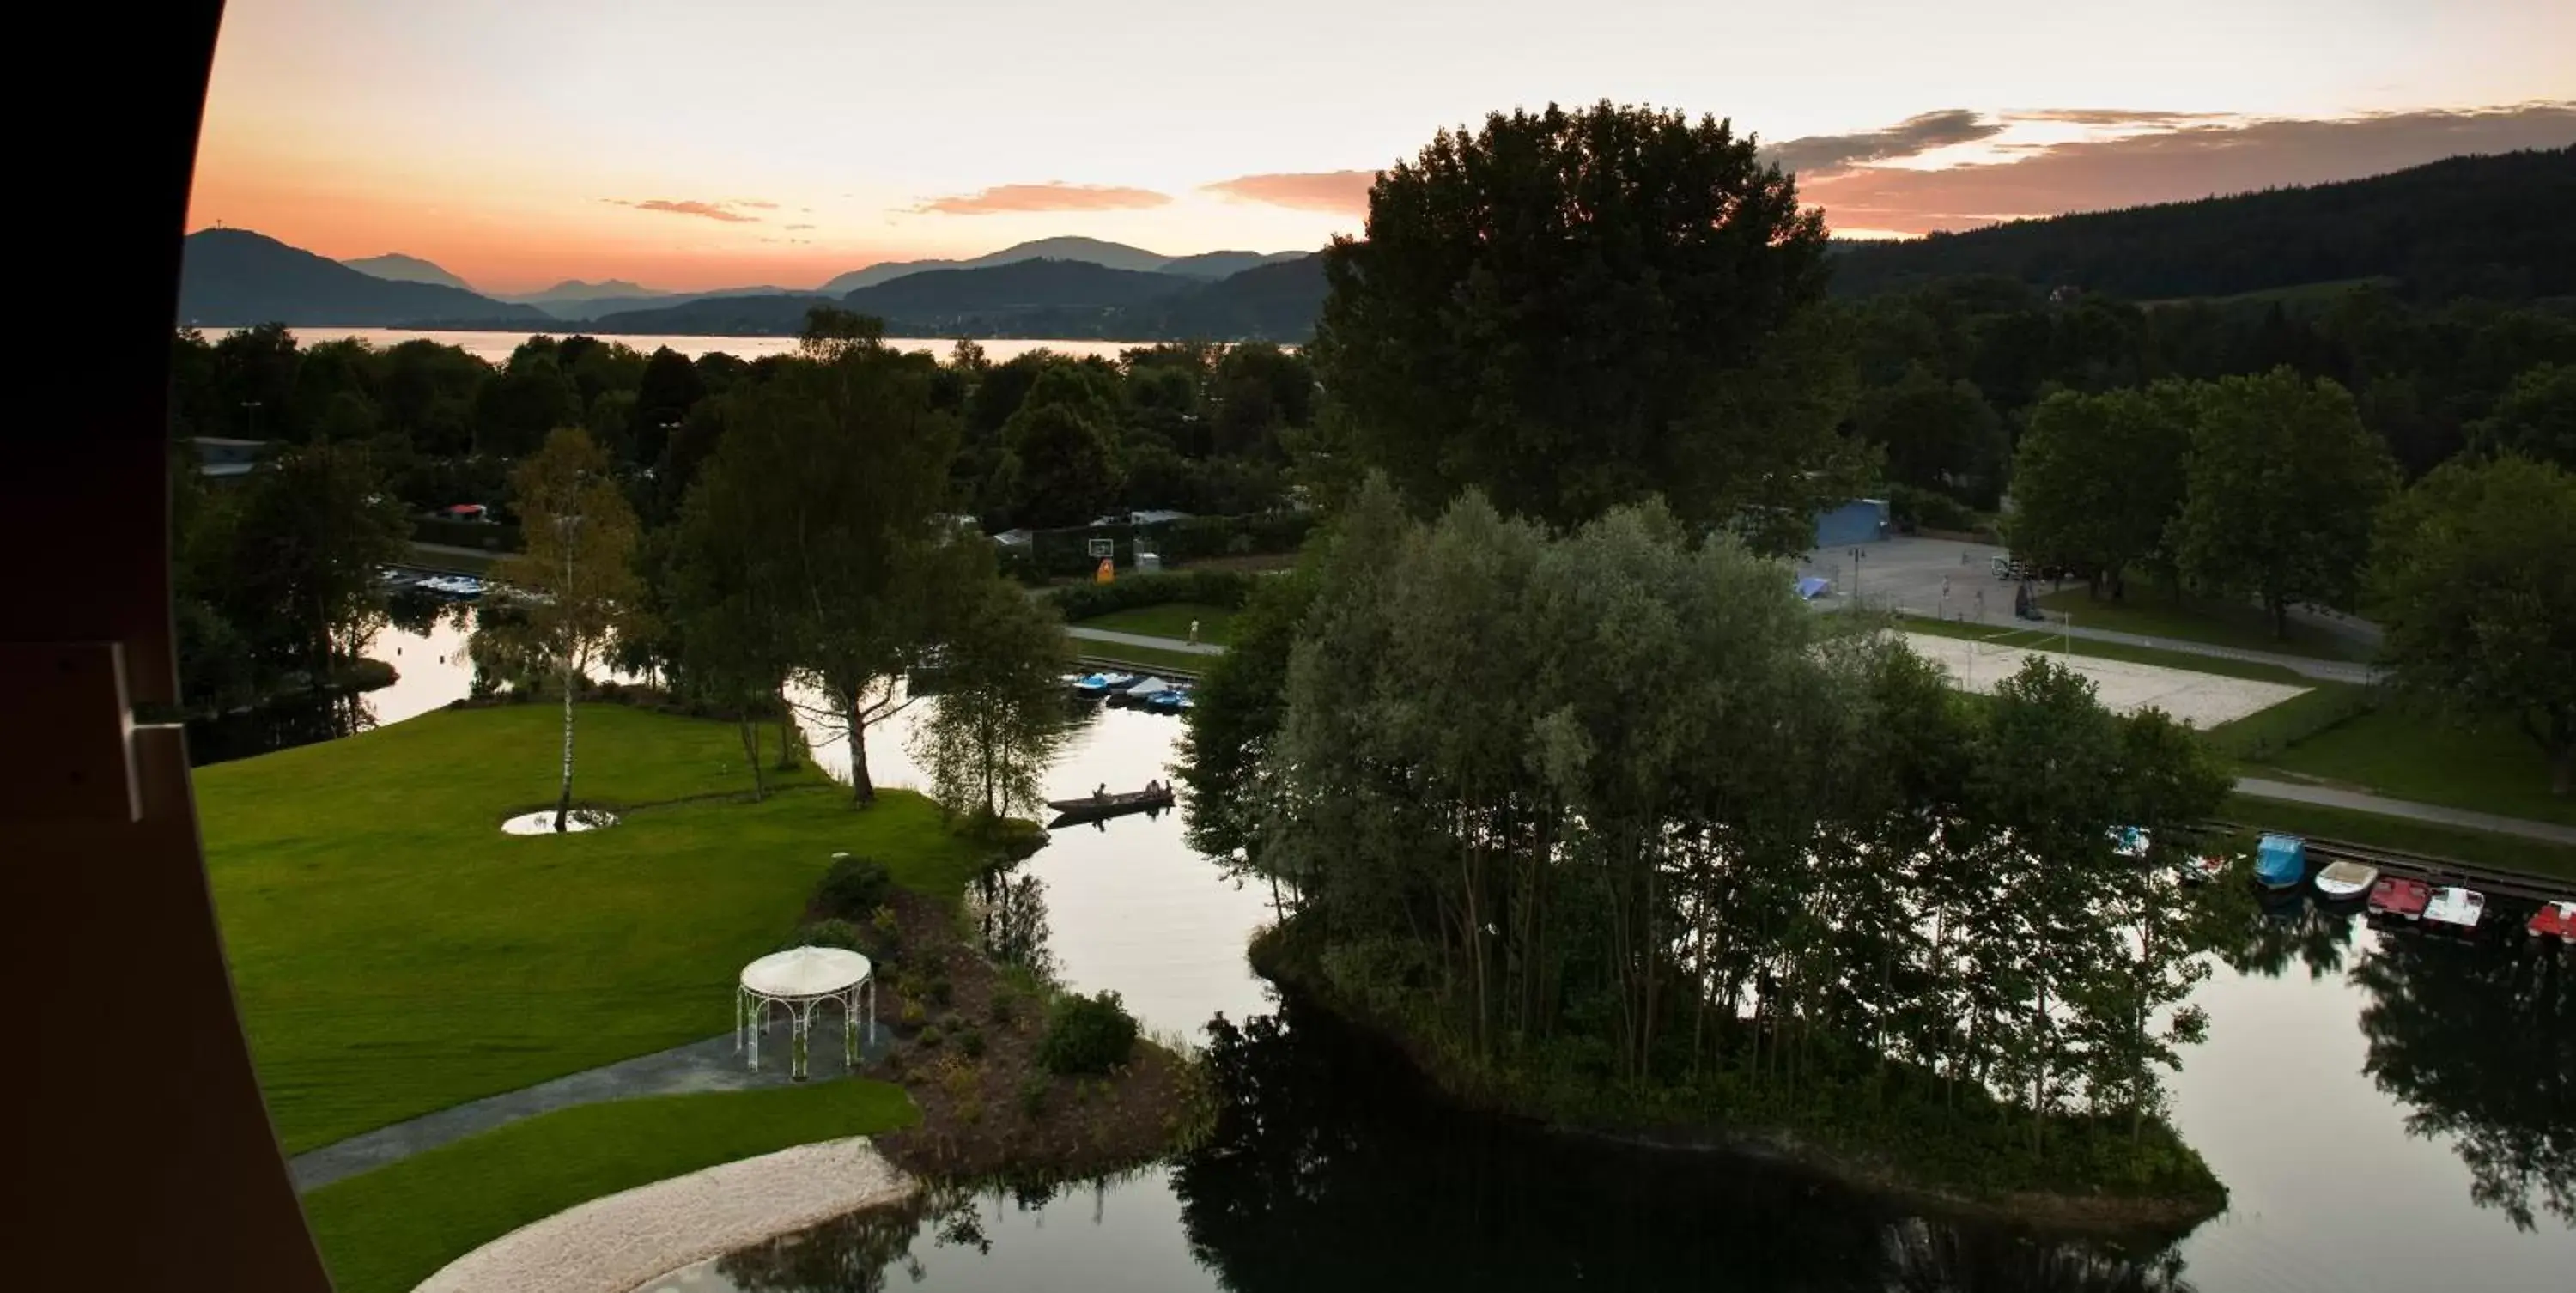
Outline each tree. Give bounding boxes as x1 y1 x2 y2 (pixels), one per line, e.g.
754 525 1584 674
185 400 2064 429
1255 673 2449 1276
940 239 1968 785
222 442 410 681
2010 384 2192 598
1852 365 2005 507
2469 362 2576 470
908 575 1070 826
1004 402 1117 528
1315 100 1856 541
2171 369 2397 636
2369 454 2576 796
686 341 966 804
492 427 641 829
473 354 579 458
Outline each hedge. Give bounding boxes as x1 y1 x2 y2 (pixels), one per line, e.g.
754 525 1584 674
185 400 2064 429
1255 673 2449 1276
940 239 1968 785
1007 511 1317 581
1048 569 1256 621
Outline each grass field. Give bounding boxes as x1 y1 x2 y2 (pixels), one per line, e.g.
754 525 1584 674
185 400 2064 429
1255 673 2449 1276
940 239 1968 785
2033 586 2369 662
201 702 984 1153
301 1081 917 1293
2219 794 2575 881
1072 601 1239 646
2249 707 2573 828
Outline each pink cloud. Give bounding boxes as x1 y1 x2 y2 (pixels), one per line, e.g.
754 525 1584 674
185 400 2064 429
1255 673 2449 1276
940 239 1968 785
913 182 1170 215
1201 170 1376 215
1801 102 2574 235
610 198 762 223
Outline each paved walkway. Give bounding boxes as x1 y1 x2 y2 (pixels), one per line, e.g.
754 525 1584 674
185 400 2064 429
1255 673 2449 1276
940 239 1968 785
1066 625 1227 655
289 1024 890 1190
2233 777 2576 847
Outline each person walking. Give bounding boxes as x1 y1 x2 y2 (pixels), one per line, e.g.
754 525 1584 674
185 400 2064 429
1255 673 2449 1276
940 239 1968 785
1188 618 1200 646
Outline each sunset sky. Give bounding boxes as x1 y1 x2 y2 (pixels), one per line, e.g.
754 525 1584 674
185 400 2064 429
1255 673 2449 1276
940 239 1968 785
186 0 2575 294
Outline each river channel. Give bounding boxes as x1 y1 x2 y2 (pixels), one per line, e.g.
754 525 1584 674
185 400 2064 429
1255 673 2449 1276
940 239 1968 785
216 619 2573 1292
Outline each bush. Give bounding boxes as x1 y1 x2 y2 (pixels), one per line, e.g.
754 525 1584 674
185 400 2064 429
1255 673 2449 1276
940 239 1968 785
1048 568 1256 622
1036 990 1139 1075
781 918 866 953
814 853 893 920
917 1023 944 1049
1014 1074 1049 1118
926 973 953 1007
958 1028 987 1059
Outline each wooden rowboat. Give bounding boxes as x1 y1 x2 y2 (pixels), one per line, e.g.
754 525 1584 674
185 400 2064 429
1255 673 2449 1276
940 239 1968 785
1046 786 1176 827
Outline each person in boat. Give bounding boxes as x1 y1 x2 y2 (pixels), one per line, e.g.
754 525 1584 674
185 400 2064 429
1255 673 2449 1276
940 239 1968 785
1093 782 1108 802
1145 778 1163 797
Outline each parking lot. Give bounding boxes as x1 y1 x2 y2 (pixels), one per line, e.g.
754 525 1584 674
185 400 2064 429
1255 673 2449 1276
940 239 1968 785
1796 535 2022 626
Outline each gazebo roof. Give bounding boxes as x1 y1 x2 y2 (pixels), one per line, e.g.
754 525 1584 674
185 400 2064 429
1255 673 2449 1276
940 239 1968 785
740 945 871 999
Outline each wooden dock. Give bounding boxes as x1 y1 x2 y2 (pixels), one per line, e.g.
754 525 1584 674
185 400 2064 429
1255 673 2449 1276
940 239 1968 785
2213 821 2572 904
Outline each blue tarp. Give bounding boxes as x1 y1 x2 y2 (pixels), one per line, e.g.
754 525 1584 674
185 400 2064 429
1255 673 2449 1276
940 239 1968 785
2255 834 2306 889
1795 576 1832 600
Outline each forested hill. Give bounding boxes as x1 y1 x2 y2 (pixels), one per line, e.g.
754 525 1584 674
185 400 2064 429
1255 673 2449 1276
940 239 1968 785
1827 147 2576 302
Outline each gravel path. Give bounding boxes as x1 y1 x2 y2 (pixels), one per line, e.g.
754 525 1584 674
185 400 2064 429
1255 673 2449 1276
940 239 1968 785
1065 625 1227 655
414 1137 914 1293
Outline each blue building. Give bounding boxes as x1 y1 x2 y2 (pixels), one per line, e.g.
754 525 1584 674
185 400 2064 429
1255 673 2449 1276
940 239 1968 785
1812 498 1890 550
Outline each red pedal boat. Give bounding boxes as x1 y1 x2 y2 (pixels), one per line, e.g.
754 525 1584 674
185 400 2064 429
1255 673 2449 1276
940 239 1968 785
2368 877 2431 920
2530 900 2576 944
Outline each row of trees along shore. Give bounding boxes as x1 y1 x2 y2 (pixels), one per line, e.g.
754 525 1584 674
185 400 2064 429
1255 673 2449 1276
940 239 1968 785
1177 101 2284 1204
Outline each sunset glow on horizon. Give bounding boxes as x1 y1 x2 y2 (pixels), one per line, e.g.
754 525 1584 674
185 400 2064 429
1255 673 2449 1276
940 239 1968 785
189 0 2574 294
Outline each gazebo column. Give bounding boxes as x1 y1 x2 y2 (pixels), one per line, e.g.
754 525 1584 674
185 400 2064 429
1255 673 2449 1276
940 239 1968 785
790 1001 811 1081
843 986 859 1069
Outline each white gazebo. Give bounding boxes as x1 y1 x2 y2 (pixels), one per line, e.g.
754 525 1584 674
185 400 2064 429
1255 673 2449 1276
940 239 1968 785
736 945 874 1080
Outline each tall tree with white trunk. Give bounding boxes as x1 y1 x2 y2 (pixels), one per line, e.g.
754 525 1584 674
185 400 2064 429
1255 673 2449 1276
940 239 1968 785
495 427 641 830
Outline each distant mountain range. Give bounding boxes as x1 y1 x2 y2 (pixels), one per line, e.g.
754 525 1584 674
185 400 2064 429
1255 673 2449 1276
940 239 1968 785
341 252 475 292
1827 146 2576 301
331 236 1310 321
181 230 551 327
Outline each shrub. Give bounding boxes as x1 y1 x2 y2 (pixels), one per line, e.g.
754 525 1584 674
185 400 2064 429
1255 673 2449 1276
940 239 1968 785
917 1023 944 1049
1888 483 1978 533
869 906 903 955
1037 990 1139 1075
959 1028 987 1059
1015 1074 1049 1119
988 991 1018 1027
781 918 866 953
926 974 954 1008
898 999 927 1028
815 853 894 920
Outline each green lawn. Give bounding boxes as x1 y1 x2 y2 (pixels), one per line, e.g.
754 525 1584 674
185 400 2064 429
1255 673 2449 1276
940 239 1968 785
301 1081 917 1293
1066 640 1218 679
1072 601 1238 646
2219 795 2575 881
202 702 984 1153
2249 706 2573 828
2033 586 2370 662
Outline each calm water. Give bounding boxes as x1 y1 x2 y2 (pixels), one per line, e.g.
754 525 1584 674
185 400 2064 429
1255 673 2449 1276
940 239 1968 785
303 329 1140 365
252 642 2576 1291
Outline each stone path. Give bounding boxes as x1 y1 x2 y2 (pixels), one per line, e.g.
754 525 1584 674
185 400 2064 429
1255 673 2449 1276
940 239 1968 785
415 1136 914 1293
2233 777 2576 847
289 1023 890 1191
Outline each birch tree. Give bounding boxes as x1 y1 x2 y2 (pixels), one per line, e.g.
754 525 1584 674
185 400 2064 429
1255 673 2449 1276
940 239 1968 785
493 427 641 830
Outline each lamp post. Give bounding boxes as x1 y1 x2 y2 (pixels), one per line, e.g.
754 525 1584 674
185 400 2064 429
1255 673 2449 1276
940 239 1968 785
1849 546 1865 610
240 398 262 440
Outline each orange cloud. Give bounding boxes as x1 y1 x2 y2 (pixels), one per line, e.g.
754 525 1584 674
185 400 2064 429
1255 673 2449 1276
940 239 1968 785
1802 102 2575 235
912 182 1170 215
1202 170 1376 215
611 198 763 223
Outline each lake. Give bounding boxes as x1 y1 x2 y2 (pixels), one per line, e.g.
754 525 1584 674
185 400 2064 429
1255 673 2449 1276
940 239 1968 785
301 329 1145 365
251 629 2576 1292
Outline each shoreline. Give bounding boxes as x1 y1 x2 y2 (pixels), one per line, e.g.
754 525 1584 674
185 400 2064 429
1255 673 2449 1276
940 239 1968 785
1246 919 2227 1238
412 1137 915 1293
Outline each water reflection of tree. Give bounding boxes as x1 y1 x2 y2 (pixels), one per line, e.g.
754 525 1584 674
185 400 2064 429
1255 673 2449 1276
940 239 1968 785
2354 935 2575 1231
1176 1005 2198 1293
714 1193 934 1292
972 866 1057 981
2194 880 2354 982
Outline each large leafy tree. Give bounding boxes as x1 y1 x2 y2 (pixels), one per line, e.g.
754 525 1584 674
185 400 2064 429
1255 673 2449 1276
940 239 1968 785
684 338 968 804
2010 383 2192 598
1852 364 2006 507
2171 368 2396 637
222 441 410 682
1315 100 1856 542
2369 454 2576 796
908 574 1071 826
493 427 642 830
